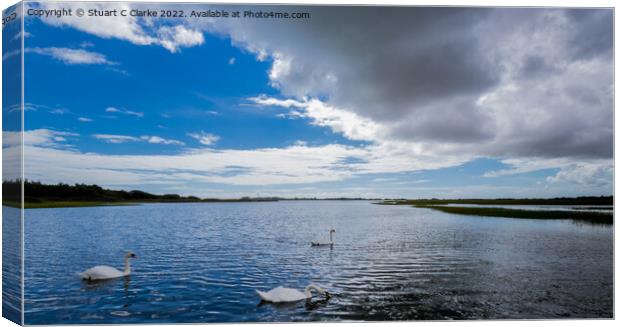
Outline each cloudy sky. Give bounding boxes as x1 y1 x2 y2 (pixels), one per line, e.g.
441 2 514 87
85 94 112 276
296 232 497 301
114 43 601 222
5 2 613 198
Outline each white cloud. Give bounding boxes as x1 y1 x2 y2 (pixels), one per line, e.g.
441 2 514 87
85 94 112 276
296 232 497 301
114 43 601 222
483 157 613 187
140 135 185 146
36 2 157 46
13 31 32 40
547 163 613 187
187 131 220 145
246 95 611 189
19 103 40 112
78 117 93 122
93 134 139 144
483 158 574 178
34 2 204 53
10 129 611 197
249 95 379 142
93 133 183 146
372 177 397 183
248 95 303 109
106 67 130 76
2 49 20 61
80 41 94 48
228 57 236 65
49 108 69 115
17 129 462 189
2 131 21 148
105 107 144 117
157 25 204 53
27 47 115 65
5 104 21 113
28 129 78 145
3 129 79 149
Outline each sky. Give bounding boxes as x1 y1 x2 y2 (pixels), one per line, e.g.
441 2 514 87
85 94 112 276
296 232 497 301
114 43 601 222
3 2 613 199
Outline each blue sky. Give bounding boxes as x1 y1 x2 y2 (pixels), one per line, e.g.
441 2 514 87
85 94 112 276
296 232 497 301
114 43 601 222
8 3 613 198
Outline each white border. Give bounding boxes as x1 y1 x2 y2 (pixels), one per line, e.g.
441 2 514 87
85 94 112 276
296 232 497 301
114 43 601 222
0 1 616 327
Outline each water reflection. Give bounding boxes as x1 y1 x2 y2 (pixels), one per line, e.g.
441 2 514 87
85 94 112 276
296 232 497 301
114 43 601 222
81 276 131 292
257 297 331 311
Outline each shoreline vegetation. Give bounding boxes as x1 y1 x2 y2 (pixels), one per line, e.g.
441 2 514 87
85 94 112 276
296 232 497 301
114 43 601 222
1 181 613 225
1 181 378 209
379 198 613 225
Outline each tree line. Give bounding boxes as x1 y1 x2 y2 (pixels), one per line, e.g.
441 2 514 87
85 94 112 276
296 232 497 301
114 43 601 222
3 180 201 203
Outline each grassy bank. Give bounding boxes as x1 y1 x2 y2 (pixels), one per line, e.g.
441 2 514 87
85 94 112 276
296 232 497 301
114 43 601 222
573 207 613 211
378 197 613 224
380 196 613 206
413 204 613 224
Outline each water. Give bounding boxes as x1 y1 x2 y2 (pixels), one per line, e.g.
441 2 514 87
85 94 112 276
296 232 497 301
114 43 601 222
17 201 613 324
2 206 22 324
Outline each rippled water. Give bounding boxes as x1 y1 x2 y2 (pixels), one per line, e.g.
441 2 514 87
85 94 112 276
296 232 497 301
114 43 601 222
3 206 22 324
20 201 612 324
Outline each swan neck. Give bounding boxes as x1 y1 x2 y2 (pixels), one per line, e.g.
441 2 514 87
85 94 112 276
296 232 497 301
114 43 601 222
304 284 320 298
124 256 131 275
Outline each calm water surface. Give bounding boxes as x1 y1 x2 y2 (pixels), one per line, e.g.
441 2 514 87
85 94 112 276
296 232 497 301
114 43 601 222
22 201 613 323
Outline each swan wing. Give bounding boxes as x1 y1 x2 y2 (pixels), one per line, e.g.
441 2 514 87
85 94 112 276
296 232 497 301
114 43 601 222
81 265 124 280
258 286 308 303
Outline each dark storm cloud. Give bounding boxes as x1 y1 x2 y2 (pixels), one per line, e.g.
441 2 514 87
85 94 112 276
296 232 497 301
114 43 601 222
519 56 557 79
226 7 501 120
307 8 500 113
490 114 613 159
199 6 612 159
564 9 613 60
388 98 495 143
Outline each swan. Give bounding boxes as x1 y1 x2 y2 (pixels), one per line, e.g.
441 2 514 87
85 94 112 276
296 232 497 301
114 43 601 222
256 284 330 303
311 229 335 246
80 252 136 281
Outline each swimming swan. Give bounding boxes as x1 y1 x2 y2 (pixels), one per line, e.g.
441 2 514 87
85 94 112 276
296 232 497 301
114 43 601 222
80 252 136 281
256 284 330 303
311 229 335 246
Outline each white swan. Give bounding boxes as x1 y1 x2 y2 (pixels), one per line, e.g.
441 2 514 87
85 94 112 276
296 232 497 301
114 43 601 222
256 284 330 303
311 229 335 246
80 252 136 281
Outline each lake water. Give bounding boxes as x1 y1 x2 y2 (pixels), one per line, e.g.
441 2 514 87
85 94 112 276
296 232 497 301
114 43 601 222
18 201 613 324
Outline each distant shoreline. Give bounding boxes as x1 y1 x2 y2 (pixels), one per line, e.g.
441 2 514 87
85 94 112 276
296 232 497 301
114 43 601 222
2 199 280 209
3 198 383 209
2 181 613 218
2 180 381 209
380 198 613 225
